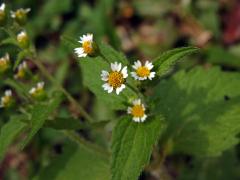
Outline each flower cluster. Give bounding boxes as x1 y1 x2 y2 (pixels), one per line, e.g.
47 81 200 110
75 34 156 123
29 82 46 99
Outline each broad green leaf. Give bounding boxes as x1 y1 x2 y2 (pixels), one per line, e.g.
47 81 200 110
20 92 63 149
153 47 199 76
34 142 110 180
111 116 165 180
152 67 240 156
98 43 128 64
0 115 27 161
79 57 136 110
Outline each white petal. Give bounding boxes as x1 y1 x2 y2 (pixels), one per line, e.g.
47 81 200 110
121 66 128 78
148 72 156 80
116 63 122 72
141 114 147 122
116 84 125 95
101 70 109 81
5 90 12 96
111 62 118 71
127 107 132 114
131 72 138 80
74 47 86 57
133 60 142 69
29 88 36 94
145 61 153 70
133 99 141 105
102 83 113 93
10 11 16 18
133 117 140 122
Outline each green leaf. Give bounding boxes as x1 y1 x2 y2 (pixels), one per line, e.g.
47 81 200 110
34 141 110 180
153 47 199 76
0 115 26 161
20 92 63 149
14 49 29 70
79 57 136 110
152 67 240 156
111 116 165 180
98 43 128 64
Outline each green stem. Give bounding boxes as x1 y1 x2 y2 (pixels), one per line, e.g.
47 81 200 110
31 59 94 123
63 130 110 159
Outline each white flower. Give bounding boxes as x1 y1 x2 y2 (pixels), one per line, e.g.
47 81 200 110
131 60 155 81
74 33 94 57
0 90 13 108
29 82 45 95
0 3 5 11
127 99 147 123
101 62 128 95
10 8 31 18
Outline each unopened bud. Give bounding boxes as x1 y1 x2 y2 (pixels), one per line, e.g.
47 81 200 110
0 3 6 26
17 31 29 48
0 53 10 73
11 8 30 25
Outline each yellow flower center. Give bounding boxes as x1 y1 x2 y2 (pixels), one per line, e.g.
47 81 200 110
131 105 145 117
82 41 93 54
108 71 124 89
16 69 25 78
136 66 150 77
0 60 9 72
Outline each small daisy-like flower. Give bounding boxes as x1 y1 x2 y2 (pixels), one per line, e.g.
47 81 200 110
0 53 10 73
11 8 31 25
131 60 155 81
0 90 13 108
29 82 45 99
14 61 28 79
74 34 95 57
0 3 5 11
17 31 29 48
127 99 147 123
101 62 128 95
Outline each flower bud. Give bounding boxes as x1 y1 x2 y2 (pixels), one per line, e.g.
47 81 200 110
17 31 29 48
14 61 28 79
0 90 15 108
0 53 10 73
0 3 6 26
29 82 47 100
11 8 30 25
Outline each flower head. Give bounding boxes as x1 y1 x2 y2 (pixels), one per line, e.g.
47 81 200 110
127 99 147 123
101 62 128 95
0 3 6 24
0 53 10 73
11 8 31 25
131 60 155 81
14 61 28 79
74 34 95 57
29 82 46 99
0 90 14 108
17 31 29 48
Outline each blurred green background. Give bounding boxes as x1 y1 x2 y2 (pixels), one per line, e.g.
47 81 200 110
1 0 240 179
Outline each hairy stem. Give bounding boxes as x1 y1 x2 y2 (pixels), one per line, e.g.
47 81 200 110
32 59 94 123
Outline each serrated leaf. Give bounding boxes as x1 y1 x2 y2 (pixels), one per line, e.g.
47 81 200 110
111 116 165 180
152 67 240 156
0 115 27 161
79 57 136 110
20 92 63 149
34 141 110 180
153 47 199 76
